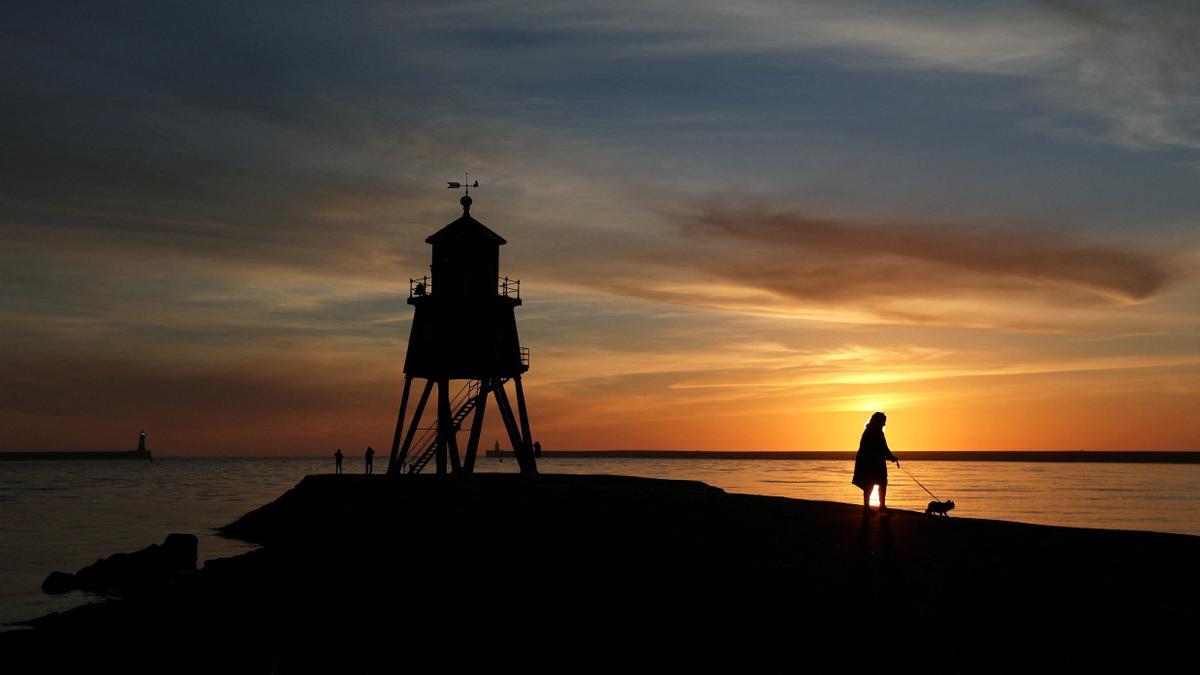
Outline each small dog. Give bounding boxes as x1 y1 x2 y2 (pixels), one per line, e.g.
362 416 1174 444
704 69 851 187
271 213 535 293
925 499 955 517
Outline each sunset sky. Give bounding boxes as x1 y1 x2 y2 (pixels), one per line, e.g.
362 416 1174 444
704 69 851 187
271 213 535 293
3 1 1198 455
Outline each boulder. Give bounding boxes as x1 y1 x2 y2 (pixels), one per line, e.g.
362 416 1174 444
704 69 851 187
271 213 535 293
40 570 76 594
42 533 198 595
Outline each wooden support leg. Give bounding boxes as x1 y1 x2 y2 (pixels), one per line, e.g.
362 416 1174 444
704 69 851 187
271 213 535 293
436 378 450 475
495 382 536 475
447 422 462 474
394 380 434 474
386 376 413 475
446 380 462 474
493 386 524 464
463 380 489 474
513 375 538 473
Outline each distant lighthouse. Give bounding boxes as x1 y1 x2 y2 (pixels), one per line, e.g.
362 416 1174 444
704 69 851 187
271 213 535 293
135 430 152 460
386 188 538 476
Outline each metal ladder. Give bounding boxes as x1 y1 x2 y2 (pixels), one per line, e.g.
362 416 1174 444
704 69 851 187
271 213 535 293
407 378 509 474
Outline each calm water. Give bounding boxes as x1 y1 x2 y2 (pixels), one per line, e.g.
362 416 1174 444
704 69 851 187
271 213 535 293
1 456 1197 626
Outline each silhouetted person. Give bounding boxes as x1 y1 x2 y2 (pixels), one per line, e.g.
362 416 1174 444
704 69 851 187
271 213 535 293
334 448 344 475
495 440 502 462
365 446 375 474
852 412 899 514
533 441 542 458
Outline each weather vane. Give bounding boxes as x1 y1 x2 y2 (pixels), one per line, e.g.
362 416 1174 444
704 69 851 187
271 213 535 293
446 172 479 195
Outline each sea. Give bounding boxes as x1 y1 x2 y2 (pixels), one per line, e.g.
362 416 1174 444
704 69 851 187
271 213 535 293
1 456 1198 627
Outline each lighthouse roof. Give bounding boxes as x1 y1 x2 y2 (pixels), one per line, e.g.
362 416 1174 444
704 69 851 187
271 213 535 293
426 195 507 246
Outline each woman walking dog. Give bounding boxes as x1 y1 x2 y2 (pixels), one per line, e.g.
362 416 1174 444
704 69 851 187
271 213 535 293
853 412 900 514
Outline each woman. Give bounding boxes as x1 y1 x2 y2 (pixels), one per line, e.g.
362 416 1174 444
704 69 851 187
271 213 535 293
852 412 899 513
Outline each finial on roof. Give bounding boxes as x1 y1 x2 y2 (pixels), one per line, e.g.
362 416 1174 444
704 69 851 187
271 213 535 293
447 171 479 214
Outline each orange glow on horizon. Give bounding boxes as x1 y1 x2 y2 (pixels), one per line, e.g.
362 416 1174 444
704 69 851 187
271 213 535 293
2 229 1196 457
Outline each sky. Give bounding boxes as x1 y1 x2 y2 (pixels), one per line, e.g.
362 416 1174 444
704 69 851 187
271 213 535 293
2 0 1198 455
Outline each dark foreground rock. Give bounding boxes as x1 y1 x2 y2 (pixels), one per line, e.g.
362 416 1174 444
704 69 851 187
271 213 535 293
41 533 198 595
4 474 1196 669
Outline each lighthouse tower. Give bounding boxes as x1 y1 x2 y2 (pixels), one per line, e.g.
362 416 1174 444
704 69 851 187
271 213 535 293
386 193 538 475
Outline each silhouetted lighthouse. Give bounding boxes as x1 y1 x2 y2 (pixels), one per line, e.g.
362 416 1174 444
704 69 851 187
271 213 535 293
387 192 538 475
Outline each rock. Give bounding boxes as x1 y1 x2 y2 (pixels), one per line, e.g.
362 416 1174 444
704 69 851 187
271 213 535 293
162 533 199 565
42 533 198 595
41 570 76 594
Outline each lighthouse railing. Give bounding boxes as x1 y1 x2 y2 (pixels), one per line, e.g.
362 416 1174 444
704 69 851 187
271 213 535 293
499 276 520 299
410 275 521 299
409 276 431 298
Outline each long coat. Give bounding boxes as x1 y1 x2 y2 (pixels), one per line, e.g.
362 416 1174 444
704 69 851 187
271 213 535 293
852 426 897 490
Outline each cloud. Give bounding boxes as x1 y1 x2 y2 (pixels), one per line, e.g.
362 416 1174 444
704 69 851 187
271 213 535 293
686 204 1171 300
663 0 1200 151
1026 1 1200 150
544 202 1181 329
423 0 1200 151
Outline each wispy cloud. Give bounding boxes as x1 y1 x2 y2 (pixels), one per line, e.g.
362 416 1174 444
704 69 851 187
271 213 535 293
681 203 1173 303
435 0 1200 151
533 200 1182 329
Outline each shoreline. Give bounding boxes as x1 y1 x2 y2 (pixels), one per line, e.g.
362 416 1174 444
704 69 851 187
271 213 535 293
489 449 1200 463
22 450 1192 463
4 473 1197 666
0 450 152 462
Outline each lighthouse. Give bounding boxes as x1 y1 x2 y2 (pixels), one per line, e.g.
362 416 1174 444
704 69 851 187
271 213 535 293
386 191 538 476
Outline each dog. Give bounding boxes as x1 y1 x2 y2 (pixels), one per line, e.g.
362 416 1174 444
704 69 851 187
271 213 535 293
925 499 955 517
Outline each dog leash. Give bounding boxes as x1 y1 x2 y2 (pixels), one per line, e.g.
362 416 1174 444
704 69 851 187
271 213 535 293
898 463 942 502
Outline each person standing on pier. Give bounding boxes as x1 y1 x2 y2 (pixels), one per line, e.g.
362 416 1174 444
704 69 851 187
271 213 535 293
852 412 900 514
364 446 375 475
334 448 344 475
